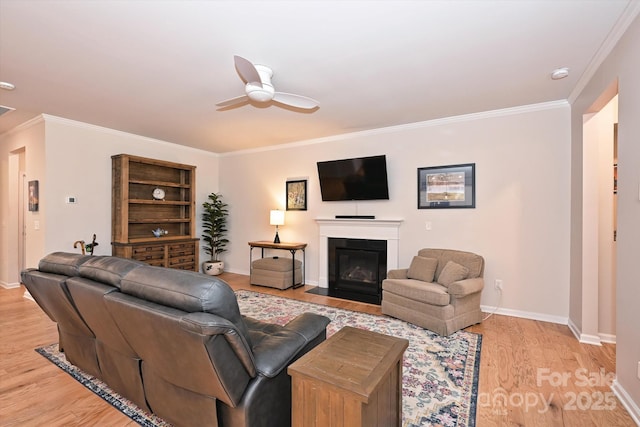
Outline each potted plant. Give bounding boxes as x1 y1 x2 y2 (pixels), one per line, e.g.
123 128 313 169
201 192 229 275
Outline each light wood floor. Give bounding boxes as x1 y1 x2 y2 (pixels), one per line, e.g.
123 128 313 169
1 272 635 426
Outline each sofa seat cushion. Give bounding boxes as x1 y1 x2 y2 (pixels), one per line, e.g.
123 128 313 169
382 278 450 306
406 256 438 283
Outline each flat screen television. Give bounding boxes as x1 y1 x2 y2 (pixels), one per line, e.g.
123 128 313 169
317 155 390 201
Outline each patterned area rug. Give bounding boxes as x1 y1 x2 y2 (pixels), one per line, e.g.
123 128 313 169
36 289 481 427
237 290 481 427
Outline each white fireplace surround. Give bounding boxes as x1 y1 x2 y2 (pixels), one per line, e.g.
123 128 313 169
316 218 403 288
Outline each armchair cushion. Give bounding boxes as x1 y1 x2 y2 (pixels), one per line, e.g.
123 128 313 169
406 256 438 283
382 279 450 306
436 261 469 287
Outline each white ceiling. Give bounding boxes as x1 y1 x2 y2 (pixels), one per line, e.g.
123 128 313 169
0 1 637 153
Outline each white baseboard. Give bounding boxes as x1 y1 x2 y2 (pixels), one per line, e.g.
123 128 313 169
599 333 617 344
612 379 640 426
566 317 603 346
0 281 21 289
480 304 568 325
23 290 34 302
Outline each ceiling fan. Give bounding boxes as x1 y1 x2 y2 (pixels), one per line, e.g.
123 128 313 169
216 55 319 110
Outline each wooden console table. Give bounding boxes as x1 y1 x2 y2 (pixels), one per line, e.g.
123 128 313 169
248 241 306 289
288 326 409 427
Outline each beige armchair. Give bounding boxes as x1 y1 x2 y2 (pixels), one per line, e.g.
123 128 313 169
381 248 484 336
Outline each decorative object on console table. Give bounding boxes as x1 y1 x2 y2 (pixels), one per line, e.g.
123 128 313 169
418 163 475 209
111 154 198 271
286 179 307 211
201 192 229 275
270 209 285 243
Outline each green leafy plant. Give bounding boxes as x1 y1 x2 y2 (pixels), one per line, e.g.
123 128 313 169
201 193 229 262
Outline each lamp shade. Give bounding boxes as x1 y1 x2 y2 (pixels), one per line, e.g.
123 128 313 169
270 209 285 226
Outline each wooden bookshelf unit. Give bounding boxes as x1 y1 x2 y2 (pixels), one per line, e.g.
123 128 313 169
111 154 198 271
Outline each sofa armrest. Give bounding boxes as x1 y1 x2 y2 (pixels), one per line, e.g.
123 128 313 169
448 277 484 298
387 268 409 280
284 312 330 342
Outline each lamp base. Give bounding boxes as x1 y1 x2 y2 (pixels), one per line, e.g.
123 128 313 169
273 231 280 244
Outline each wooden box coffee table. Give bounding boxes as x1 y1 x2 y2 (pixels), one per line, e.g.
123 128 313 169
287 326 409 427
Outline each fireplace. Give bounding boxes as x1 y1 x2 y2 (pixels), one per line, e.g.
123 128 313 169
328 238 386 304
313 218 402 303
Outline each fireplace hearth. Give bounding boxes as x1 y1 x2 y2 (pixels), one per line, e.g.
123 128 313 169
327 237 386 304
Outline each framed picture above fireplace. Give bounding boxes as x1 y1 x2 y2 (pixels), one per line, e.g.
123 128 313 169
417 163 475 209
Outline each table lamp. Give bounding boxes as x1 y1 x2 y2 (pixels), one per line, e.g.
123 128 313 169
270 209 285 243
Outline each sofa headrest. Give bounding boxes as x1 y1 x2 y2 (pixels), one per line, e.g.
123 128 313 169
418 248 484 279
120 266 251 341
78 256 145 288
38 252 92 277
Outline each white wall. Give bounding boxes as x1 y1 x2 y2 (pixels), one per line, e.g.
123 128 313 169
0 118 45 286
220 103 571 322
0 115 220 275
571 13 640 421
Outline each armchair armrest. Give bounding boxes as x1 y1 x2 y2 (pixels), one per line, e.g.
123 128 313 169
386 268 409 280
448 277 484 298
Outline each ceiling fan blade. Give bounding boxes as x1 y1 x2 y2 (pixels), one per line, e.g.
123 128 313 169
272 92 319 110
234 55 262 85
216 94 250 108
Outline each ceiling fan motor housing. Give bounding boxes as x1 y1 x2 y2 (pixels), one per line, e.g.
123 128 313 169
245 65 275 102
246 82 275 102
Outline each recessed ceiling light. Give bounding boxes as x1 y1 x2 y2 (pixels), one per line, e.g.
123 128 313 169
551 68 570 80
0 81 16 90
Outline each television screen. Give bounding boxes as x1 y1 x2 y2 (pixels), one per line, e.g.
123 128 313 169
317 155 390 201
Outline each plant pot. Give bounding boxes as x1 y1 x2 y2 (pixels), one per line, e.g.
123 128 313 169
203 261 224 276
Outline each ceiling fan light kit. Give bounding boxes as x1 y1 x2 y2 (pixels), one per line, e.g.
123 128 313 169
216 55 319 110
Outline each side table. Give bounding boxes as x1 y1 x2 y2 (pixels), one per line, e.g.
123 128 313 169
287 326 409 427
248 241 307 289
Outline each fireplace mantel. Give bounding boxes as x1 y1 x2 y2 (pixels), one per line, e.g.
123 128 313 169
315 218 403 288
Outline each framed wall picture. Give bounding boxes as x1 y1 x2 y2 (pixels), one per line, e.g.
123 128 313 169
417 163 475 209
286 179 307 211
28 180 39 212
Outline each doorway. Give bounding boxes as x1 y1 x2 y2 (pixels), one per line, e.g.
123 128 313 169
582 92 618 344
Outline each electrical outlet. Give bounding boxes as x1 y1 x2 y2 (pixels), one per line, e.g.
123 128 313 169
494 279 503 291
637 361 640 380
425 221 432 230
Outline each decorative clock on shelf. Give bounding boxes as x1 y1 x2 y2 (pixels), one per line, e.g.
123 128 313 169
152 187 165 200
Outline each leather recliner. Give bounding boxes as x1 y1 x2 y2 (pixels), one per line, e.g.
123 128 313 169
22 252 330 427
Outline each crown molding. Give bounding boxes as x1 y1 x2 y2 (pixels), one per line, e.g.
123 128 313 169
40 114 220 157
222 100 569 157
568 0 640 104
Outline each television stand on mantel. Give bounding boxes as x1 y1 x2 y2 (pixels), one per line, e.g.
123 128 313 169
334 215 375 219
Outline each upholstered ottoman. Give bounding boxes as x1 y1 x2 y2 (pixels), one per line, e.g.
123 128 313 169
251 257 302 290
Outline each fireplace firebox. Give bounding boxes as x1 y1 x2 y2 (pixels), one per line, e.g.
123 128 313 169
328 237 386 304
